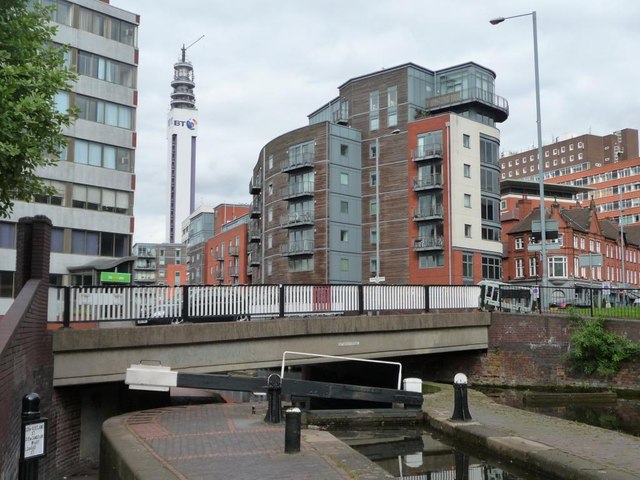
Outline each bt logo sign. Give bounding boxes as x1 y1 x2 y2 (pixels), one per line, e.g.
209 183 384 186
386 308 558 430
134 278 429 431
173 118 198 130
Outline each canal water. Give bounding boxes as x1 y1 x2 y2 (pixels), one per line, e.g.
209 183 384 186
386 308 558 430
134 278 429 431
476 387 640 437
332 427 536 479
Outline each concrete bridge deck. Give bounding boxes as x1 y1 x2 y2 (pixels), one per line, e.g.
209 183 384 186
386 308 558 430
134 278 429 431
53 312 490 386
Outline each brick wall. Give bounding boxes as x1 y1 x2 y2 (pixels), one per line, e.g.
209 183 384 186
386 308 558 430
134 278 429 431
408 312 640 390
0 216 54 478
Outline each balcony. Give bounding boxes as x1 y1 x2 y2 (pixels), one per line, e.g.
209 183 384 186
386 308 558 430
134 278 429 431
135 248 156 258
332 109 349 126
412 144 443 162
282 181 314 200
249 176 262 194
281 240 314 256
282 152 314 172
214 268 224 281
228 266 239 277
280 211 314 228
413 205 444 221
215 251 224 261
413 235 445 251
412 174 443 191
250 198 262 218
229 245 239 256
425 87 509 123
249 226 261 243
135 261 157 270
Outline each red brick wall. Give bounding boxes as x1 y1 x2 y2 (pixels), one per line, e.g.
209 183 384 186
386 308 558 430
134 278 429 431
410 312 640 390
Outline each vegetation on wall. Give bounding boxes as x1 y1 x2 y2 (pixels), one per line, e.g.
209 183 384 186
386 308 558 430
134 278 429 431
566 315 640 376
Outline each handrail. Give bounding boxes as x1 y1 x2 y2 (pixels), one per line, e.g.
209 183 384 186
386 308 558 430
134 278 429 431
280 350 403 390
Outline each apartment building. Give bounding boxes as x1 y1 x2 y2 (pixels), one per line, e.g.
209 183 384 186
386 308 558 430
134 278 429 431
204 214 250 285
0 0 138 313
249 62 509 285
131 242 185 285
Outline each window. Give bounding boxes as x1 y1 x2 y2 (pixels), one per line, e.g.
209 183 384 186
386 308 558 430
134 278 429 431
75 95 132 129
268 183 273 195
0 271 14 298
515 237 524 250
369 90 379 130
369 144 377 159
545 151 549 158
370 258 377 273
464 194 471 208
370 200 377 215
44 0 72 25
268 154 273 169
289 257 313 272
340 144 348 156
578 153 583 160
340 172 349 186
267 207 273 222
569 144 574 151
267 259 272 276
578 142 584 149
514 258 524 278
549 256 567 278
370 229 378 244
340 258 349 272
0 222 16 248
267 234 272 249
77 51 133 87
419 253 444 268
481 256 501 280
462 253 473 278
464 224 472 238
529 256 538 278
340 201 349 214
464 164 471 178
387 86 397 127
340 230 349 242
51 228 64 253
369 172 377 186
463 134 470 148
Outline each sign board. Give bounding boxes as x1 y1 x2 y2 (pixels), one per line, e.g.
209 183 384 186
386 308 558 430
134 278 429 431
100 272 131 284
369 276 386 284
531 220 559 240
21 418 48 461
579 254 603 267
527 243 562 252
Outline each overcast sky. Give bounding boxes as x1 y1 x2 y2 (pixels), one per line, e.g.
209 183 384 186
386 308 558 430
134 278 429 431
113 0 640 244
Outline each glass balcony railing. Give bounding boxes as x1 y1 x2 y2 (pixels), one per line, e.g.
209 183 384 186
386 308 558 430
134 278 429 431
280 211 314 227
413 235 445 251
412 174 443 191
413 205 444 221
425 87 509 121
282 181 315 199
281 240 314 256
412 144 443 161
282 152 314 172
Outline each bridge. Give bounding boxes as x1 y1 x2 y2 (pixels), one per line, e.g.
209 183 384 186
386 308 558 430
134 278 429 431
52 311 490 386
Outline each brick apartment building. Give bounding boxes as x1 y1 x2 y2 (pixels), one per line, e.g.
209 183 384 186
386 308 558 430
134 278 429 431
249 62 509 285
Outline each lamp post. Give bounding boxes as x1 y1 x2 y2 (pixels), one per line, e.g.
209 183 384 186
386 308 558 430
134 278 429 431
369 128 402 283
491 11 547 294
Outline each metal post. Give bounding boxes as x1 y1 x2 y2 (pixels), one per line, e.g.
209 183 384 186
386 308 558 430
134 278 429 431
264 374 282 424
20 393 47 480
284 407 301 453
451 373 472 421
375 136 381 283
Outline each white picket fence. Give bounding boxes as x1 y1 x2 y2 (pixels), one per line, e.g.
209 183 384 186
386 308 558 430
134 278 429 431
48 284 482 324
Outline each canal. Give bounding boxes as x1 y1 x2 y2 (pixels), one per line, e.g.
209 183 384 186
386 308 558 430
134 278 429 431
332 426 536 479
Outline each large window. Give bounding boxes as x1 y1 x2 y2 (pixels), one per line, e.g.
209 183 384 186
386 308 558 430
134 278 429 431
529 256 538 278
515 258 524 278
76 95 133 129
71 229 129 256
74 139 132 171
481 256 501 280
289 257 313 272
480 135 500 166
387 86 397 127
72 185 131 214
77 51 134 88
78 6 136 46
419 253 444 268
43 0 72 25
369 91 379 130
462 253 473 279
548 256 567 278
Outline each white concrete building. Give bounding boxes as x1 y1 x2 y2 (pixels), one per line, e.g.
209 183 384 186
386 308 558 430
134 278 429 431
0 0 139 313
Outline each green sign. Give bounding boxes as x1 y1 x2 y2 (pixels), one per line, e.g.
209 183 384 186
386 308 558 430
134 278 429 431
100 272 131 284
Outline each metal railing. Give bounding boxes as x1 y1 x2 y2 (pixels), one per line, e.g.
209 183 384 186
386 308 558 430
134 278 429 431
48 283 483 326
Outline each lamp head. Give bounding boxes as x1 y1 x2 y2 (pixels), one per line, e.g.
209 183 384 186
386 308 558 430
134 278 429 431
490 17 505 25
391 129 401 135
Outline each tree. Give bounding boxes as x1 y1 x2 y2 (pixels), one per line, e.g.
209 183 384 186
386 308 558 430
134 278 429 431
0 0 76 218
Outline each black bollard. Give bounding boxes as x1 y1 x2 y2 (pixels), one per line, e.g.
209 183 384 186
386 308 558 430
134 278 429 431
451 373 472 421
19 393 48 480
284 407 301 453
264 374 282 424
454 450 470 480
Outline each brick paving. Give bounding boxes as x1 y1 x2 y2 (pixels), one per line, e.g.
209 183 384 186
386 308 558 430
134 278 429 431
118 402 392 480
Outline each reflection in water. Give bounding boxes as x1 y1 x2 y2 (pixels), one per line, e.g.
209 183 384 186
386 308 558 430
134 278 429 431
332 428 533 479
477 387 640 437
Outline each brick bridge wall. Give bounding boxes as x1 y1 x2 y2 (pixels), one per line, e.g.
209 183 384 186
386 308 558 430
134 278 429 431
407 312 640 390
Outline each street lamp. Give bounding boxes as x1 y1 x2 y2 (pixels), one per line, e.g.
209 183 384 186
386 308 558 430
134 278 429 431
491 11 548 293
370 128 402 283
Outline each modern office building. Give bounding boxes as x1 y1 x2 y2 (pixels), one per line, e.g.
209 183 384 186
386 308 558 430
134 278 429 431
0 0 139 313
131 242 185 285
500 128 638 182
165 44 199 243
249 62 509 285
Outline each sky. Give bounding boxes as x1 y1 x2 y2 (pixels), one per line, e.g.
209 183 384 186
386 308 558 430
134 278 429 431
113 0 640 244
